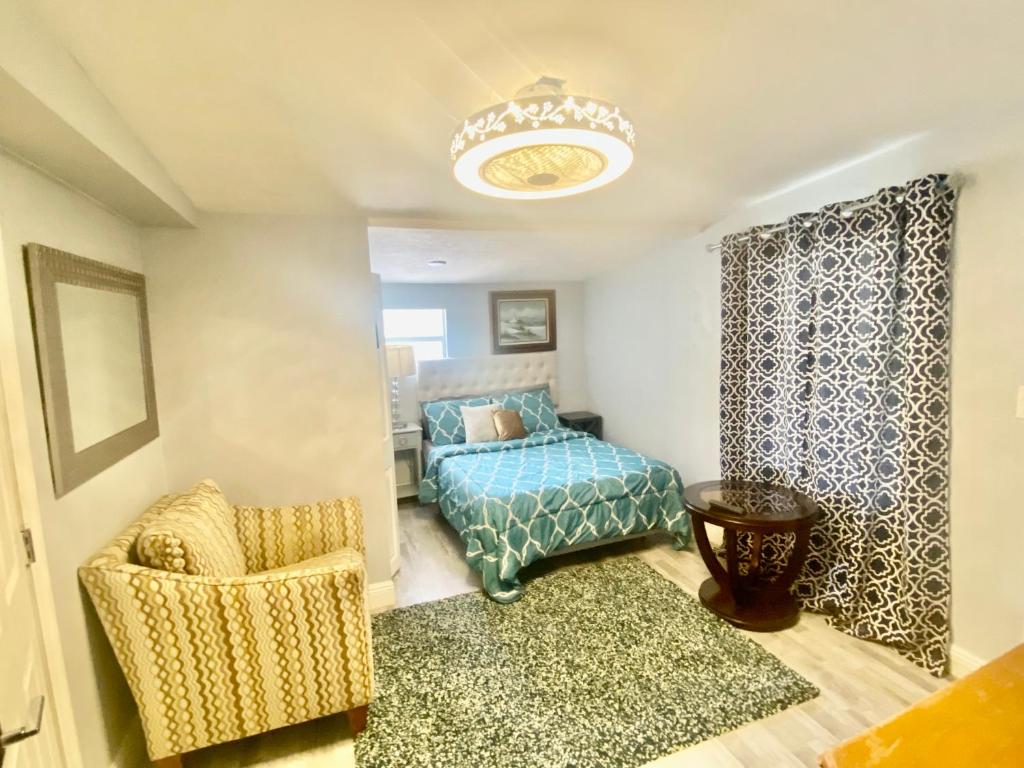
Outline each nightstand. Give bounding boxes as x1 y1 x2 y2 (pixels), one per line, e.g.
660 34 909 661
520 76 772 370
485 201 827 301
392 423 423 500
557 411 603 440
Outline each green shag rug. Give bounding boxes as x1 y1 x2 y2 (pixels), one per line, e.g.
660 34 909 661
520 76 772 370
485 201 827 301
356 557 818 768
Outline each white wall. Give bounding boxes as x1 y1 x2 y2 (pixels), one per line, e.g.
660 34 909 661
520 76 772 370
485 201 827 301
382 282 589 422
143 213 394 583
585 107 1024 671
0 152 166 768
585 246 720 472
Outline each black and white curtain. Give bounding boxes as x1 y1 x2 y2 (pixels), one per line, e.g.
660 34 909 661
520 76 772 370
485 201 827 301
719 174 957 674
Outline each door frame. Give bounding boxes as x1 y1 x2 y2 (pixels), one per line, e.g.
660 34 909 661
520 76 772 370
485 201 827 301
0 222 82 768
371 273 402 577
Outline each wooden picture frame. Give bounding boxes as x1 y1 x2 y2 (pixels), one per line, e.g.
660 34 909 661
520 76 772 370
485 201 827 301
24 244 159 497
489 289 557 354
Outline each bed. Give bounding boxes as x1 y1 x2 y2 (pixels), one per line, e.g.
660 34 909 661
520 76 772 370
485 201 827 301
416 353 690 603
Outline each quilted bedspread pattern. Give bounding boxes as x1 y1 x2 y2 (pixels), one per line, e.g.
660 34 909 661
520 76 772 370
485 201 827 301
420 429 690 602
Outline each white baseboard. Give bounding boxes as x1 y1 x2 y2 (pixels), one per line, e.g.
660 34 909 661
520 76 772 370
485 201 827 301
949 643 987 678
367 579 396 614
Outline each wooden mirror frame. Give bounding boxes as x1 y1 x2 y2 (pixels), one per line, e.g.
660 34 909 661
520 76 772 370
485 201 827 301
24 244 159 497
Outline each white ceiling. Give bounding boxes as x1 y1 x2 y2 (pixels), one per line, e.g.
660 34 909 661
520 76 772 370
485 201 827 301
368 224 684 283
27 0 1024 279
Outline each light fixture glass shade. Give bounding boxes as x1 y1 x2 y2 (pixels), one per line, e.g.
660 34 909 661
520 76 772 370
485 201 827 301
385 344 416 378
451 86 636 200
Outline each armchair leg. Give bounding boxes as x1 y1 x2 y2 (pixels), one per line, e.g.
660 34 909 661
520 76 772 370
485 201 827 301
153 756 183 768
345 704 369 735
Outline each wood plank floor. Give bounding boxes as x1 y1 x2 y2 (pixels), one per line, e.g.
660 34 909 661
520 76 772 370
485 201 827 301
190 501 948 768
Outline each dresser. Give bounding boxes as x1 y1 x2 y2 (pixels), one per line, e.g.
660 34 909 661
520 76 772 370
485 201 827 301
557 411 603 440
392 423 423 500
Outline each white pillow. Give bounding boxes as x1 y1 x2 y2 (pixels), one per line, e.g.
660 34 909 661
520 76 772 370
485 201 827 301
461 403 500 443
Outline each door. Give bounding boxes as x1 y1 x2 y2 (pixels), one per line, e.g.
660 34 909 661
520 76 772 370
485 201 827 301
0 359 63 766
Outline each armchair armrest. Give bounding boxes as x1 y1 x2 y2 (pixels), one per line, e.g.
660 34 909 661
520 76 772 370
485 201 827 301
233 495 365 571
79 554 373 761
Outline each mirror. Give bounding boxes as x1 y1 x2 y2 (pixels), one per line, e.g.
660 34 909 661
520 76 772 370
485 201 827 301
57 284 148 451
25 244 159 497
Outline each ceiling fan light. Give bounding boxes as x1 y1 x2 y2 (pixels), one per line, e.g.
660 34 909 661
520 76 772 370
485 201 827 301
450 86 636 200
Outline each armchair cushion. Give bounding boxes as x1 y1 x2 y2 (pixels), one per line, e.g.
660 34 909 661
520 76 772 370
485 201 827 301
260 548 364 575
135 479 247 577
233 496 365 571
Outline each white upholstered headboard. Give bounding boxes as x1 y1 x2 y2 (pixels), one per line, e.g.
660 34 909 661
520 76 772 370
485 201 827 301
417 352 559 406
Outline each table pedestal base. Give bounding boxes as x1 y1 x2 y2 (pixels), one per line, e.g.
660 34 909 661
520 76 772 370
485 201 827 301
698 577 800 632
685 481 819 634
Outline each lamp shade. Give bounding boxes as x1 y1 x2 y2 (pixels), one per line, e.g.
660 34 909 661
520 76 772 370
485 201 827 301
385 344 416 378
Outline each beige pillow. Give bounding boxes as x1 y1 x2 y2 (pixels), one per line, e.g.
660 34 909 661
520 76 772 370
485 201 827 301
136 479 248 577
493 409 526 441
461 402 500 443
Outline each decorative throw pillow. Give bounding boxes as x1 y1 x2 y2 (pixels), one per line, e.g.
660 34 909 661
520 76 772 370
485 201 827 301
461 402 500 443
422 396 491 445
495 388 560 433
493 409 527 441
136 479 248 577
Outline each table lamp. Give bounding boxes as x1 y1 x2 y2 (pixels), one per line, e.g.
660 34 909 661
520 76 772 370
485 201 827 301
385 344 416 427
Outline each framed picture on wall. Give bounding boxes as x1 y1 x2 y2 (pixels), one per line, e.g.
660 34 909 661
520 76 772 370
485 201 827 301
489 289 557 354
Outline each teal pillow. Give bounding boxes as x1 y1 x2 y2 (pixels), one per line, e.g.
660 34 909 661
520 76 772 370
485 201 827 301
422 397 492 445
496 388 560 433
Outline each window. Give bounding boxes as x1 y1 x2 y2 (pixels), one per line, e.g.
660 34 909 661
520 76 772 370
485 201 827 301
383 308 447 361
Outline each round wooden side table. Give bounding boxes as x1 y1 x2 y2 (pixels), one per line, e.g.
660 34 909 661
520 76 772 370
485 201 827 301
683 479 819 631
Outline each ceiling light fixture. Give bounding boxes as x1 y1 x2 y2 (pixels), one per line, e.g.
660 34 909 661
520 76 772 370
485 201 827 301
426 259 447 267
450 77 636 200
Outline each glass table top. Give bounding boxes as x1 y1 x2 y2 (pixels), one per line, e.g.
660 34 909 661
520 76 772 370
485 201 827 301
684 480 818 525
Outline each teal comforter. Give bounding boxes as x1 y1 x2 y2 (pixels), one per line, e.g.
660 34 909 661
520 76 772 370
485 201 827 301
419 429 690 602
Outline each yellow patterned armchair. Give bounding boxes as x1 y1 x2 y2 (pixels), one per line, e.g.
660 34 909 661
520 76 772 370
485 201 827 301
79 480 374 767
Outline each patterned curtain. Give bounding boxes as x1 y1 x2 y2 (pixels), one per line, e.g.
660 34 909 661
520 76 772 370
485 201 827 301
719 174 957 674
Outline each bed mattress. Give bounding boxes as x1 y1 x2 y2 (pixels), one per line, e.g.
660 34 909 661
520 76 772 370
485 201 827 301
419 428 689 602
